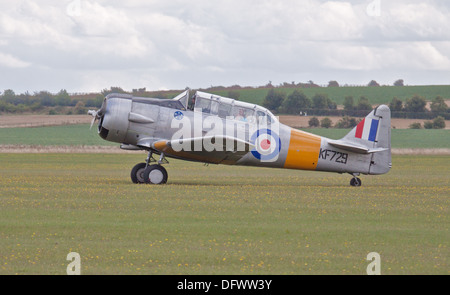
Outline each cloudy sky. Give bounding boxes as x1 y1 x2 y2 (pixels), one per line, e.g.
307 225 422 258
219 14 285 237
0 0 449 94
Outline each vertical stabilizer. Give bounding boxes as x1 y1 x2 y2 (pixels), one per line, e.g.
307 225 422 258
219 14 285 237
341 105 392 174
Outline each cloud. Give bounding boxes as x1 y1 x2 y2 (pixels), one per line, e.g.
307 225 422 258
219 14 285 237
0 52 30 68
0 0 449 93
321 41 450 72
382 2 450 40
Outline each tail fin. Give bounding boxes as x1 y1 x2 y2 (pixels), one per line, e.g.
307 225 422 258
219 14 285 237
328 105 392 174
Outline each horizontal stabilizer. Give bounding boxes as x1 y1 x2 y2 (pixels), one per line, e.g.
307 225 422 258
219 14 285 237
328 139 388 154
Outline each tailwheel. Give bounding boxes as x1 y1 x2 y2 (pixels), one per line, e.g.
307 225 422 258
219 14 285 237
130 163 147 184
350 177 362 187
143 164 168 185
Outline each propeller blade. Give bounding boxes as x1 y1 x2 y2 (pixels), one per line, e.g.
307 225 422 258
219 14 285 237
88 110 98 130
90 116 96 130
88 98 107 130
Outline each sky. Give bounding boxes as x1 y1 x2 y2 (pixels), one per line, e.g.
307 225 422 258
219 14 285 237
0 0 449 94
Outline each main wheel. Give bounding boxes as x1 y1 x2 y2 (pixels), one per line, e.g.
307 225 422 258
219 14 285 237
143 165 168 185
350 177 362 187
131 163 147 184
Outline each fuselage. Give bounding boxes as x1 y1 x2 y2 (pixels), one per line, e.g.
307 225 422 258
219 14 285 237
96 93 390 176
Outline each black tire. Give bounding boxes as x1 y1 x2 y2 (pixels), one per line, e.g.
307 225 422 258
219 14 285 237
131 163 147 184
350 177 362 187
143 165 168 185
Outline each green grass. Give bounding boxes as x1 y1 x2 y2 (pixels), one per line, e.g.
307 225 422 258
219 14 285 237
209 85 450 106
0 154 448 274
0 124 115 146
0 124 448 149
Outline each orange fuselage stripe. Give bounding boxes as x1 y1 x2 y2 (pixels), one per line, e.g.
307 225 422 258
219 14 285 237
284 129 322 170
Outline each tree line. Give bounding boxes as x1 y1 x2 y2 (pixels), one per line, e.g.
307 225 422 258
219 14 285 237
0 89 104 114
1 86 449 121
262 89 449 120
307 115 446 129
0 87 179 114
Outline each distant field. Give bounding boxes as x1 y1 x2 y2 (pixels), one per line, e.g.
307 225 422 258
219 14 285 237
0 124 448 149
0 154 448 274
303 128 450 149
0 115 90 128
0 124 115 146
208 85 450 106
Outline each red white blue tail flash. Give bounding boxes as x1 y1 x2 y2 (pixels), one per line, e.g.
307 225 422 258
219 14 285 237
355 118 379 142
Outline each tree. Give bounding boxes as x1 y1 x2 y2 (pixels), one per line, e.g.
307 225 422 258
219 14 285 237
279 90 311 114
389 97 403 112
297 92 312 110
74 101 86 114
432 116 446 129
101 87 126 96
423 121 433 129
394 79 404 86
368 80 380 87
262 89 285 112
430 96 448 113
343 96 354 111
85 95 104 108
37 91 56 107
405 95 427 113
327 98 337 110
311 94 328 109
1 89 16 104
409 122 422 129
311 93 337 110
356 96 372 111
335 116 358 128
327 81 339 87
308 117 320 127
320 117 333 128
422 117 445 129
55 89 71 106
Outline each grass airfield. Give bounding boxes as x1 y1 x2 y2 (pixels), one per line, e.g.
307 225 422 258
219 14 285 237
0 153 448 274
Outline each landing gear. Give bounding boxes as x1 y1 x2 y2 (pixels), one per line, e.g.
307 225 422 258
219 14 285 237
143 164 168 184
350 173 362 187
130 151 169 185
130 163 147 184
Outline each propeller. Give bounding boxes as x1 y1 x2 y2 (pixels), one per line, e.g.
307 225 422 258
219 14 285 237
87 98 107 130
87 109 98 130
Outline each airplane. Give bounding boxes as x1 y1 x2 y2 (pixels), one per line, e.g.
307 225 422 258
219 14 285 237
88 89 391 186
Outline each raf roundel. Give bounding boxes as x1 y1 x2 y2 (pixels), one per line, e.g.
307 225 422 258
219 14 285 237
174 111 184 120
250 129 282 162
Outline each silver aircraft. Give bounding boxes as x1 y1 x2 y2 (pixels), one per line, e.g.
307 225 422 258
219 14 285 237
88 89 391 186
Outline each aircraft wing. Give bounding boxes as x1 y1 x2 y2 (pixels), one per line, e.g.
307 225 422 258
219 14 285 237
151 135 255 164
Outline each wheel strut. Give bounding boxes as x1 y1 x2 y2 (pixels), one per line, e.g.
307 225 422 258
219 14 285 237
145 151 156 167
158 152 169 165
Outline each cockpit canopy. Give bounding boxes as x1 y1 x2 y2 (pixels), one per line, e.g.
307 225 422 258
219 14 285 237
104 90 278 124
192 91 277 124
